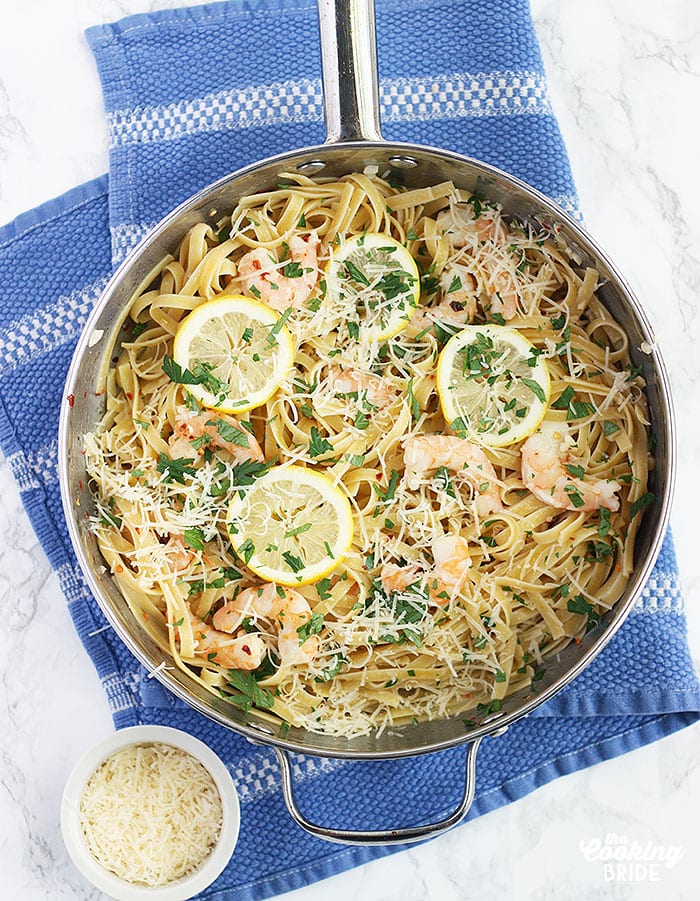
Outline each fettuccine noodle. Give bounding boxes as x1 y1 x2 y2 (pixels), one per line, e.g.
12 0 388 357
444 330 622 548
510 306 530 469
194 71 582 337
84 171 651 736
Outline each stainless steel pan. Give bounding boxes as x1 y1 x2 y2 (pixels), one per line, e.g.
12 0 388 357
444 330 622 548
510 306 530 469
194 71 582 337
58 0 675 844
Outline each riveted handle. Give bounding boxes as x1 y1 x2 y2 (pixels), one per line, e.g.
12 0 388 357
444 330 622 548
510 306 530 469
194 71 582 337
273 737 483 845
317 0 384 143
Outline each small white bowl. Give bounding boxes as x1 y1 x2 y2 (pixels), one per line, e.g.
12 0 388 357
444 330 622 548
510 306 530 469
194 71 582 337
61 725 240 900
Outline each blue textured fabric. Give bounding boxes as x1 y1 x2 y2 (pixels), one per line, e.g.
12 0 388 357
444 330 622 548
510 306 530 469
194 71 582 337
0 2 697 899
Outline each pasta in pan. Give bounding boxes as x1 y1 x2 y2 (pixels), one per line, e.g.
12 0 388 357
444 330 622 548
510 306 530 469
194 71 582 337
84 171 652 736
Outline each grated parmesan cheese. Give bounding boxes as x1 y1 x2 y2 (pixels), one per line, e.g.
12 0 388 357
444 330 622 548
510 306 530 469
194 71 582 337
79 742 223 887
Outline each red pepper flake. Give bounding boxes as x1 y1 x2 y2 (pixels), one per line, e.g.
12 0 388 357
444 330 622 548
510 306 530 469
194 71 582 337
78 480 83 491
67 394 75 407
125 392 133 400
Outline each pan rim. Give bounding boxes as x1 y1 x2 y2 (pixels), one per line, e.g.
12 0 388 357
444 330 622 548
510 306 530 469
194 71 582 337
58 138 677 759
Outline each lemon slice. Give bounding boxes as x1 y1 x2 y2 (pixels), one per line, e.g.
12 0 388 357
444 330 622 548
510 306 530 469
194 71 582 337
227 465 354 586
326 233 419 341
437 325 550 447
172 296 294 413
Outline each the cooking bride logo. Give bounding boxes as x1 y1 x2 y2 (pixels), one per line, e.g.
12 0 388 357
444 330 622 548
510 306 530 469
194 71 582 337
579 832 683 882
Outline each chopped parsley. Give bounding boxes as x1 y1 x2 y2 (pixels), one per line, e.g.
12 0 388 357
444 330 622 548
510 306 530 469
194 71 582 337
343 259 371 286
434 465 456 498
445 274 462 294
183 528 206 551
237 539 255 565
597 507 611 537
100 508 122 530
314 651 347 683
563 483 585 508
522 377 547 403
229 459 271 491
282 261 303 278
156 453 197 485
466 192 490 219
225 669 274 711
567 595 601 633
282 550 305 573
213 419 250 447
585 540 614 563
630 492 655 520
297 612 324 644
476 699 502 715
266 307 293 346
315 578 333 601
284 522 312 538
550 385 575 410
308 426 334 458
354 409 370 430
407 377 421 421
162 355 228 399
550 313 567 330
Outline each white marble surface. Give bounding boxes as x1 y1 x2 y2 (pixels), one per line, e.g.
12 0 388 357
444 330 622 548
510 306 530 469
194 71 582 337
1 0 699 899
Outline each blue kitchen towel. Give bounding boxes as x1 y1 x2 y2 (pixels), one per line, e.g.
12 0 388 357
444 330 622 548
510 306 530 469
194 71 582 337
0 1 698 899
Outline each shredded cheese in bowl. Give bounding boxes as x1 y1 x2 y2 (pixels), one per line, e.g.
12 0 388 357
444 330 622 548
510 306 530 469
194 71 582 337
61 725 240 900
80 743 223 886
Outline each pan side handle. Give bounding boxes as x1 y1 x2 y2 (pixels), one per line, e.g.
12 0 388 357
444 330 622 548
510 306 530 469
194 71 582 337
317 0 384 143
272 736 483 845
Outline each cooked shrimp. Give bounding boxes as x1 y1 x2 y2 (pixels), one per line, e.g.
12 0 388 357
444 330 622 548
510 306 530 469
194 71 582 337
380 562 421 595
213 583 319 667
380 535 472 604
187 609 266 670
238 233 320 311
409 268 477 332
485 269 519 321
331 367 397 407
439 267 478 318
403 435 503 516
437 205 505 247
165 535 196 572
521 421 621 512
430 535 472 592
170 406 263 462
437 204 520 320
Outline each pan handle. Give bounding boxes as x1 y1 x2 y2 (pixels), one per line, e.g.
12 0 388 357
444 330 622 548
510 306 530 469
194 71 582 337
317 0 384 143
272 736 483 845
